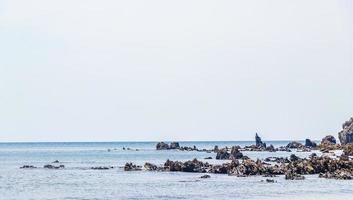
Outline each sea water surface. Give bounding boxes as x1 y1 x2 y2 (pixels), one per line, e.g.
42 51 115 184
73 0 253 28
0 141 352 200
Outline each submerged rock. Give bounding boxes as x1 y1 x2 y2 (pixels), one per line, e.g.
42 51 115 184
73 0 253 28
338 117 353 145
285 171 305 180
44 164 65 169
20 165 37 169
91 166 112 170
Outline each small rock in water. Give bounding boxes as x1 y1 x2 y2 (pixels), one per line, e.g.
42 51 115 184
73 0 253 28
91 166 112 170
124 163 142 171
44 164 65 169
200 174 211 179
52 160 60 163
204 157 212 159
266 179 275 183
20 165 37 169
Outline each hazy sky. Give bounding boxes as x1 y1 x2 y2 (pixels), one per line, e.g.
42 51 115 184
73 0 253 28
0 0 352 142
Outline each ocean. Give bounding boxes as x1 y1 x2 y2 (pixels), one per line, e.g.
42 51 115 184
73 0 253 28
0 141 352 200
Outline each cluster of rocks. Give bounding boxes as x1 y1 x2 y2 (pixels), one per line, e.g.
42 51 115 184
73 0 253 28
124 153 353 180
44 164 65 169
215 146 244 160
156 142 213 153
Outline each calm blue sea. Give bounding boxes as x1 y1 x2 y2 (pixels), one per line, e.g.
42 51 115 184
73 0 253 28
0 141 351 200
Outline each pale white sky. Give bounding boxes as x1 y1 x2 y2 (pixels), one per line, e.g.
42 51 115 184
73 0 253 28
0 0 352 142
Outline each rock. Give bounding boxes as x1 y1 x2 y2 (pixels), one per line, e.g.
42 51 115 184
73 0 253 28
264 157 290 164
164 159 183 171
124 163 142 171
44 164 64 169
286 141 304 149
213 145 219 152
319 169 353 180
52 160 60 163
204 157 212 159
200 174 211 179
156 142 170 150
91 166 111 170
255 133 266 148
321 135 336 145
338 117 353 145
266 145 276 152
215 148 230 159
144 162 158 171
20 165 37 169
305 139 317 148
169 142 180 149
285 171 305 180
289 154 300 162
230 146 243 159
265 179 275 183
343 144 353 156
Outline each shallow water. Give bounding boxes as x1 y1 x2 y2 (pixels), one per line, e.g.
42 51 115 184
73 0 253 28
0 141 352 200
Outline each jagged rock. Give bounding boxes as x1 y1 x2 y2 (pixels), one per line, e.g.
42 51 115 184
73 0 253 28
124 163 142 171
255 133 266 148
305 139 317 148
20 165 37 169
52 160 60 163
286 141 304 149
200 174 211 179
338 117 353 145
321 135 336 145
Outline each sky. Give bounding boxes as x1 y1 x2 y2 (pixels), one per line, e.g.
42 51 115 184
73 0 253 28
0 0 352 142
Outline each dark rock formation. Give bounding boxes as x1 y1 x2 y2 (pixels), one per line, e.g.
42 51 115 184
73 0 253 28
255 133 266 148
216 148 230 160
169 142 180 149
124 163 142 171
144 162 159 171
204 157 212 159
321 135 336 145
230 146 243 159
338 117 353 145
44 164 65 169
286 141 304 149
52 160 60 163
305 139 317 148
156 142 170 150
200 174 211 179
20 165 37 169
91 166 112 170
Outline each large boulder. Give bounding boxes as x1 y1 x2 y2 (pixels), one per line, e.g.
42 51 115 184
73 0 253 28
321 135 336 145
255 133 266 148
156 142 170 150
305 139 317 148
338 117 353 145
286 141 304 149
